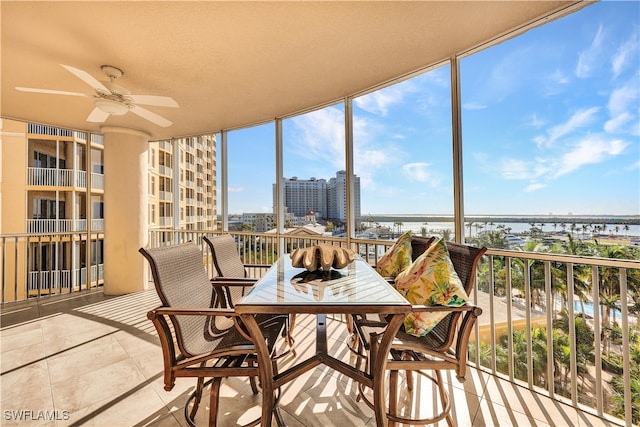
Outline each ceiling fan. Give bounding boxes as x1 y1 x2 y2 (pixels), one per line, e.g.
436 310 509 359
16 64 179 128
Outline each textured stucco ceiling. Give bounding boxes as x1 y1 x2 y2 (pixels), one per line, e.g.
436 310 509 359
1 1 588 141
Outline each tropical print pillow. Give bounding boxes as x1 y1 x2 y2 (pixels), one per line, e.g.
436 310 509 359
376 230 413 278
394 237 467 336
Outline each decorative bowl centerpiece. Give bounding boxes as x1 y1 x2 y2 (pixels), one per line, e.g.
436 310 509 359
290 244 355 272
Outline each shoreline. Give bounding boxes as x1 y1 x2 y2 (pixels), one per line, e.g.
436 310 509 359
366 214 640 226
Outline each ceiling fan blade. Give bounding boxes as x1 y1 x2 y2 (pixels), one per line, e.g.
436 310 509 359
128 95 179 108
86 107 110 123
130 105 173 127
61 64 110 93
16 87 88 97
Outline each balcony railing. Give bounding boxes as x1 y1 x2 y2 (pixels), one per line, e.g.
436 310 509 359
147 229 638 426
158 164 172 176
91 172 104 190
27 123 74 137
26 219 103 233
90 133 104 146
1 231 105 302
1 228 637 425
27 167 104 190
27 219 74 233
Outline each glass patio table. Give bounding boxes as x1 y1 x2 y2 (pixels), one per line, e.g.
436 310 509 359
235 254 411 427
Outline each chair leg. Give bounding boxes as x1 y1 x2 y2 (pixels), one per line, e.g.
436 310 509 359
286 314 296 357
189 376 205 421
208 377 222 427
389 370 398 427
434 370 454 427
403 352 414 391
248 358 259 394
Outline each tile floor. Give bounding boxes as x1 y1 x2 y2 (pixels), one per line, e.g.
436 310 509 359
0 289 624 427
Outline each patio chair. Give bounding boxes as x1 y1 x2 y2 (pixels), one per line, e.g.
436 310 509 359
140 242 286 427
203 234 295 357
347 235 436 358
353 241 487 426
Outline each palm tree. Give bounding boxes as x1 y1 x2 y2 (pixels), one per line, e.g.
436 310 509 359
467 221 475 237
594 244 640 353
394 220 403 236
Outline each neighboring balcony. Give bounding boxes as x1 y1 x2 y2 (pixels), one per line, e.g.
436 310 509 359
26 219 104 233
27 264 104 297
27 167 105 191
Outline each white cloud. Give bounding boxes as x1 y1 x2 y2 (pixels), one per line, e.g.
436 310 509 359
542 69 571 96
401 162 439 185
554 135 628 177
289 106 346 169
525 182 547 192
612 30 639 78
462 102 487 111
525 113 546 129
354 83 412 116
608 82 639 116
228 186 244 193
498 135 628 194
576 24 605 78
605 112 634 133
499 158 538 180
535 107 600 148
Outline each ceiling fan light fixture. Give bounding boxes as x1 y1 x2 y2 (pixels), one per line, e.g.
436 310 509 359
94 98 129 115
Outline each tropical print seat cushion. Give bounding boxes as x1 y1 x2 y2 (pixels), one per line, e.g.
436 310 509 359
394 237 468 336
376 230 413 278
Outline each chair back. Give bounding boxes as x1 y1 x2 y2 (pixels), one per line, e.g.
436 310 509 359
203 234 247 278
423 242 487 351
410 235 436 261
140 242 232 356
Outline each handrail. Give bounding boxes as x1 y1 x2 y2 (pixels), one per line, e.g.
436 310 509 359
1 228 637 425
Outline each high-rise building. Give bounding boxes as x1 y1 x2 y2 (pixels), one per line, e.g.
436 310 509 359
148 135 217 231
1 119 106 299
0 119 217 301
276 176 327 219
275 171 360 223
327 170 360 223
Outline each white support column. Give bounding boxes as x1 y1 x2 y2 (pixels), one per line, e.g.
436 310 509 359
275 119 284 255
102 126 150 295
450 56 465 243
344 98 355 245
220 131 229 232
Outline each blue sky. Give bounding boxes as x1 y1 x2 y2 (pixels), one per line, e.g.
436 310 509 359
224 1 639 217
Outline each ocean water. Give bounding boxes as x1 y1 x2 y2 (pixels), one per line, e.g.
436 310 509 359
375 221 640 239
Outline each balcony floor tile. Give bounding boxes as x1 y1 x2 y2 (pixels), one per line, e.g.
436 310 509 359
0 289 624 427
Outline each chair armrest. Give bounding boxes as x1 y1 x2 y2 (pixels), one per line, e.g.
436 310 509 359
210 277 257 285
243 263 269 269
409 303 481 314
151 306 237 317
210 279 256 309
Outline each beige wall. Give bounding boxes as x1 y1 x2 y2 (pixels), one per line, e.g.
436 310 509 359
1 119 28 233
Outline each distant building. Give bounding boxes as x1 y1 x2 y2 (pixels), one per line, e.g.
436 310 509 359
327 170 360 223
275 171 360 223
148 135 216 231
0 120 106 298
276 176 327 219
